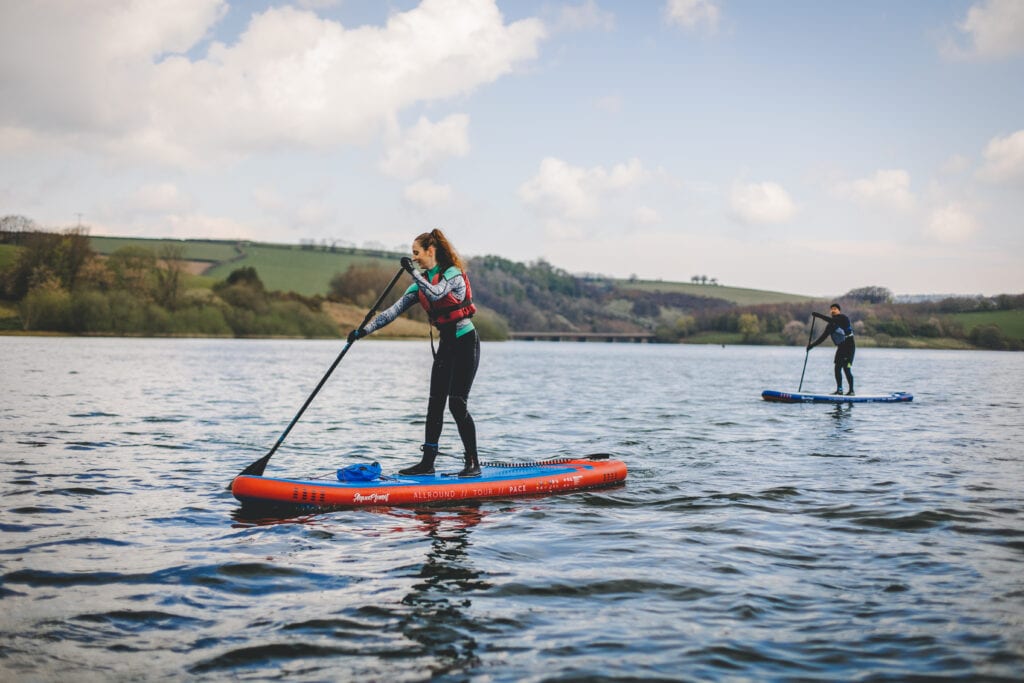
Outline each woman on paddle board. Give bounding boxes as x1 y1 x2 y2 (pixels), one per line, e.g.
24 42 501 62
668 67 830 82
347 229 481 478
808 303 855 395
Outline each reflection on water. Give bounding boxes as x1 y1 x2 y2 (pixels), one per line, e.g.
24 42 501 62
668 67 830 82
398 506 486 677
1 338 1023 680
829 401 853 422
224 502 491 678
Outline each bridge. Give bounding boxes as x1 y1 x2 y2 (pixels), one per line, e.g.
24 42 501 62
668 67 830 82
508 331 655 343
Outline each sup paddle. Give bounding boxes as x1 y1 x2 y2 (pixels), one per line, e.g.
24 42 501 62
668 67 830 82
797 316 815 392
229 267 406 488
811 311 833 326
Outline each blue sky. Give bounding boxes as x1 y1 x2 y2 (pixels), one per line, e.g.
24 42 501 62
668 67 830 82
1 0 1022 296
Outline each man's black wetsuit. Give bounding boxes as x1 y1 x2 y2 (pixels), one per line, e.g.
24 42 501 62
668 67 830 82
809 312 855 394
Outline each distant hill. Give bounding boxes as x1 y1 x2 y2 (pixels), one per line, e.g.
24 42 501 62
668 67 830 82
618 278 812 306
90 236 401 296
88 235 812 305
89 236 241 262
2 231 1019 349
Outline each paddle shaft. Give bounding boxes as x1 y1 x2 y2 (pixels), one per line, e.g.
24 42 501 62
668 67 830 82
797 316 815 392
232 267 406 482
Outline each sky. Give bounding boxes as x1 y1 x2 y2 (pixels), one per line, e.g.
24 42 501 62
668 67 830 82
1 0 1022 297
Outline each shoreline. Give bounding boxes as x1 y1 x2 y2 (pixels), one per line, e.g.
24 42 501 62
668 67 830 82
0 330 1009 351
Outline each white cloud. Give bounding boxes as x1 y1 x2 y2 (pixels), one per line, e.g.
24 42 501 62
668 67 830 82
729 181 796 224
664 0 720 32
978 129 1024 182
248 185 337 228
294 200 336 227
296 0 342 10
0 0 545 166
925 203 980 243
831 169 915 210
252 186 287 213
129 183 194 214
606 159 648 188
949 0 1024 60
0 126 46 154
93 204 253 241
519 157 649 227
940 154 972 175
403 179 453 207
379 114 471 179
0 0 227 133
159 213 254 240
634 205 662 225
554 1 615 33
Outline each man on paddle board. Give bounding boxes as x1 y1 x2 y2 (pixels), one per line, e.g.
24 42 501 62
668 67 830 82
347 229 481 478
808 303 856 395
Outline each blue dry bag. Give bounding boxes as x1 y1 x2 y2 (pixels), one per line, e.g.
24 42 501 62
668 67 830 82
337 462 382 482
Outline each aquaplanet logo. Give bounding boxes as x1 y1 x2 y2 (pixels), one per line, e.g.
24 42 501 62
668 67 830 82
353 492 390 503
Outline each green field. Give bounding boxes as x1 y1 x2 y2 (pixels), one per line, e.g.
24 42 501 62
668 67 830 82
83 236 823 300
949 310 1024 339
621 278 814 305
90 236 240 261
88 236 400 296
0 243 19 270
6 233 1022 347
203 244 397 296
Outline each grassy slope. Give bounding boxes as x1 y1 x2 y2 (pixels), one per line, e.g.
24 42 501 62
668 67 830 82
90 237 400 296
621 278 814 305
0 246 23 329
82 237 1024 346
1 236 1017 347
204 244 397 296
949 310 1024 339
90 236 239 261
88 236 815 304
0 243 20 270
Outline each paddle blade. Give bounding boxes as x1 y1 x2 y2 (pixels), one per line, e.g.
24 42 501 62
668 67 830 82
239 454 271 477
226 452 272 490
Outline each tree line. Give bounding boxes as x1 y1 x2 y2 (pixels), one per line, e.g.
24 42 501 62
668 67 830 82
1 223 336 337
327 256 1024 350
646 294 1024 350
3 218 1021 349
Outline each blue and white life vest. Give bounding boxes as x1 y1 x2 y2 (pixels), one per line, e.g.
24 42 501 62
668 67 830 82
831 324 853 345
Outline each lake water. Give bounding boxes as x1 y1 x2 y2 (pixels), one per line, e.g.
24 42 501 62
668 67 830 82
1 337 1023 681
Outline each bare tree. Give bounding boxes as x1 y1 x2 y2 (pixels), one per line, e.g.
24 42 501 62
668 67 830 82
154 243 186 310
0 215 39 243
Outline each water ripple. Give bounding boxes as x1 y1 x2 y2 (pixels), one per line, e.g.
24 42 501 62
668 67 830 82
1 339 1022 681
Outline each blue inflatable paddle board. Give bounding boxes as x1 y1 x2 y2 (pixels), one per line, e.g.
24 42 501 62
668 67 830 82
762 390 913 404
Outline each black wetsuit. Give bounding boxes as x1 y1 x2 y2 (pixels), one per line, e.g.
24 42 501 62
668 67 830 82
810 313 855 392
362 266 479 462
427 323 479 456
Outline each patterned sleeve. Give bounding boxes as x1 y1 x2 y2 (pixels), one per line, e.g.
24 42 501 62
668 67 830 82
362 290 418 335
409 268 466 303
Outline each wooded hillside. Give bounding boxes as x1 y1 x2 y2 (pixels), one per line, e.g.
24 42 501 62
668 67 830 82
1 218 1021 350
